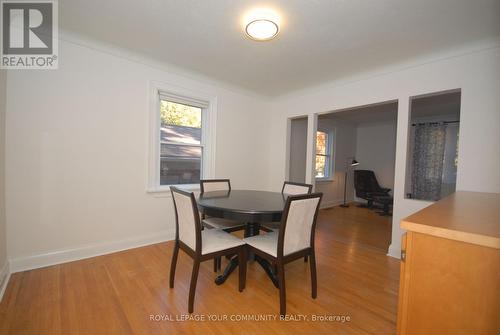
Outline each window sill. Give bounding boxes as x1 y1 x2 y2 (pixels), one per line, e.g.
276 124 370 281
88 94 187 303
315 178 334 183
147 184 200 197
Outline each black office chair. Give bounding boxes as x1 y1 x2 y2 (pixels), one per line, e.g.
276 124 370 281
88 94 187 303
353 170 391 207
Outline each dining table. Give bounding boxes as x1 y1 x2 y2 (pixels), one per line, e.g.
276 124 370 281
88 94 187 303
197 189 287 287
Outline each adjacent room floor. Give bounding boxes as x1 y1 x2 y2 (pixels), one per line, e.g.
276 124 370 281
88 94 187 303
323 203 393 253
0 206 399 335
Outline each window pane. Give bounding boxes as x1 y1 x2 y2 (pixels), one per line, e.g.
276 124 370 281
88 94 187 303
161 100 202 144
315 155 326 178
160 144 201 185
316 131 327 155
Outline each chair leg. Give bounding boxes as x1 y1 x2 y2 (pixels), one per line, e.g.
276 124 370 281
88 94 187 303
238 247 247 292
188 259 200 313
310 251 317 299
169 242 179 288
277 261 286 316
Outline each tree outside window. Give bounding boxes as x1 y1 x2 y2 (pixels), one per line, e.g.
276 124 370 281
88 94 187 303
315 131 333 179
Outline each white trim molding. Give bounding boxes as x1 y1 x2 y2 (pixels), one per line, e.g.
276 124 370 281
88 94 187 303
9 229 175 273
0 261 11 302
147 81 217 193
387 243 402 259
319 199 344 209
305 113 318 189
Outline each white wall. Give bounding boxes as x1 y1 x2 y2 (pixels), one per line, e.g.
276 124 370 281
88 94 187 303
288 117 307 183
315 118 357 207
355 122 397 194
268 43 500 258
5 37 270 271
4 36 500 272
0 69 8 292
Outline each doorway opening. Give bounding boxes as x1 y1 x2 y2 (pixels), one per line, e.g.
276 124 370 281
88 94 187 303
315 101 398 253
405 90 461 201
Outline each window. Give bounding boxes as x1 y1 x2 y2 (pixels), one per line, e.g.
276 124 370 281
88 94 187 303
160 100 203 186
315 130 333 179
149 85 216 191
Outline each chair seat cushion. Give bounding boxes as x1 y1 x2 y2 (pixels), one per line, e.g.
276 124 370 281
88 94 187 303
202 217 245 229
262 222 280 231
202 229 245 255
243 232 279 257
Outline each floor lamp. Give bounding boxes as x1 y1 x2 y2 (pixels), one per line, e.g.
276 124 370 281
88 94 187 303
339 158 359 208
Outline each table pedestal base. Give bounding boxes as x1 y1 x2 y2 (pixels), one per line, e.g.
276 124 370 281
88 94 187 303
215 255 239 285
215 255 278 287
214 222 279 287
255 256 279 288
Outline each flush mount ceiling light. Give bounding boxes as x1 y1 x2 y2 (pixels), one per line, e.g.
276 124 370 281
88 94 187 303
245 19 279 41
244 8 280 41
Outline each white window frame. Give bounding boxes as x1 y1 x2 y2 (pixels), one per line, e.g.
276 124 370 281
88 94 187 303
148 81 217 193
315 129 334 181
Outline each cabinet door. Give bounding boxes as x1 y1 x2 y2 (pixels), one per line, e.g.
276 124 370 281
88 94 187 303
397 232 500 335
403 233 500 335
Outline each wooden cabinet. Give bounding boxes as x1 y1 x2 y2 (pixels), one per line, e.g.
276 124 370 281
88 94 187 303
396 192 500 335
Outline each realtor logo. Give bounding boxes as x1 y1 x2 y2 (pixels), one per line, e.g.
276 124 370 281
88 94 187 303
1 0 58 69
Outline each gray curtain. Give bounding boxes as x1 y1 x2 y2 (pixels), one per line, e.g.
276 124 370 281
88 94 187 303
411 123 447 201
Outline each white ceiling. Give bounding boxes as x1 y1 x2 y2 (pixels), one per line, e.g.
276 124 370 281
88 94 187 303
59 0 500 96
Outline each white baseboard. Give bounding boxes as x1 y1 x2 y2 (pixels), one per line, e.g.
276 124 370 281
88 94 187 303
0 261 11 302
320 199 344 209
387 243 401 259
9 229 175 273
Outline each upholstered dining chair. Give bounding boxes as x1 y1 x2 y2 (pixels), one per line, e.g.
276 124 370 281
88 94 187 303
281 181 313 196
200 179 246 232
200 179 247 271
169 187 247 313
262 181 313 230
244 192 322 315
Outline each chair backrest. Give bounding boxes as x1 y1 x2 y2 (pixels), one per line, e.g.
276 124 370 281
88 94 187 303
200 179 231 193
171 187 201 252
282 181 313 195
354 170 382 196
278 193 322 257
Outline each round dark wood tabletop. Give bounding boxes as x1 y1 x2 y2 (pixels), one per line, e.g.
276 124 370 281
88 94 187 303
197 190 286 222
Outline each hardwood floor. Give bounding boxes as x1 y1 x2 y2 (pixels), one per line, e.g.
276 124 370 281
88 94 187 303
323 203 393 252
0 205 400 335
